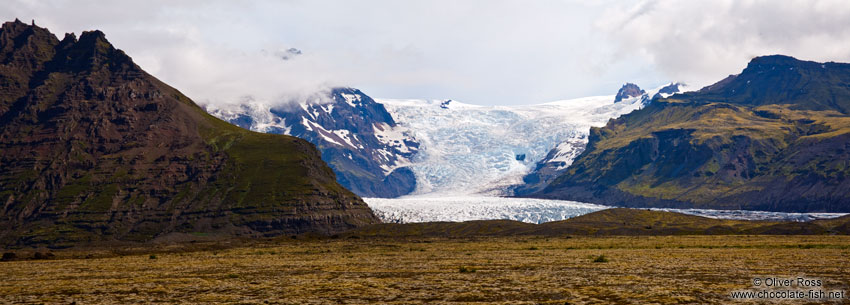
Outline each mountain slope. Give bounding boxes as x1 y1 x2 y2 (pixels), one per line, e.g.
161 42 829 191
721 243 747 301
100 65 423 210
693 55 850 113
535 55 850 212
513 83 686 195
206 88 419 198
0 20 377 247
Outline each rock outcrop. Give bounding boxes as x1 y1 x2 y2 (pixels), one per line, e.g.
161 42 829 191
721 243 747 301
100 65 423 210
614 83 645 102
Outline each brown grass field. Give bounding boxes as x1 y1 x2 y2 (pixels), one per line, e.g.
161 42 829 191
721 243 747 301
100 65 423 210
2 235 850 304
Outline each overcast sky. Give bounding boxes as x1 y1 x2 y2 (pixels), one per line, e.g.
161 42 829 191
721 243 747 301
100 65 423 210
5 0 850 106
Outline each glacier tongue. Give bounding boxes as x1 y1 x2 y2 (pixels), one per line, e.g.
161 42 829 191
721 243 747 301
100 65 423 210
364 197 849 224
377 95 647 195
365 196 610 224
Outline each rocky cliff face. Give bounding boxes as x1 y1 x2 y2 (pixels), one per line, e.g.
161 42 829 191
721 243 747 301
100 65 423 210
614 83 646 103
535 56 850 212
206 88 419 198
0 20 377 247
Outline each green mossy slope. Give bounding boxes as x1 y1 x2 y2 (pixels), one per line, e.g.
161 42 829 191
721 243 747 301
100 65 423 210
535 55 850 212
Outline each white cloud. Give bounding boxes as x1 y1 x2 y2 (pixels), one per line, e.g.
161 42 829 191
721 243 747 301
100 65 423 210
4 1 850 105
597 0 850 89
4 0 633 105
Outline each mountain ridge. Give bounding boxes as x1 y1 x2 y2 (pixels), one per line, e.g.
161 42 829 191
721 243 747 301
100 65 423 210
533 55 850 212
0 20 378 247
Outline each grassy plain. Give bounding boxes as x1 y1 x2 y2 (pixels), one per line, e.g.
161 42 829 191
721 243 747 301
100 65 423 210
2 235 850 304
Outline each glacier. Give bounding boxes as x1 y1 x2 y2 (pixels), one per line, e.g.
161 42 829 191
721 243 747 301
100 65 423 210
204 83 850 224
366 196 610 224
367 81 846 224
364 196 848 224
377 83 685 196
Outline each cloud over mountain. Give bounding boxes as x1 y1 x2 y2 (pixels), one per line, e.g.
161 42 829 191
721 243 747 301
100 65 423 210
598 0 850 89
5 0 850 105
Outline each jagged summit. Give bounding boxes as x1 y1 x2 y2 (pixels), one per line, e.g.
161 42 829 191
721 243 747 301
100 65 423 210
652 82 686 100
657 82 682 95
60 32 76 43
1 20 138 77
614 83 645 102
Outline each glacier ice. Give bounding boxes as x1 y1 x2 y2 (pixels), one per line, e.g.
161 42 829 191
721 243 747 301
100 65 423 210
365 196 848 224
365 196 610 224
378 91 651 195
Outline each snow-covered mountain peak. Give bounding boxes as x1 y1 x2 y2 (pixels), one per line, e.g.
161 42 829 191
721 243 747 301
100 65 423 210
207 87 420 198
206 82 690 198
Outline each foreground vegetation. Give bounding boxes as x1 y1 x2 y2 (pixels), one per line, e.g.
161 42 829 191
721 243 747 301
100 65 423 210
2 235 849 304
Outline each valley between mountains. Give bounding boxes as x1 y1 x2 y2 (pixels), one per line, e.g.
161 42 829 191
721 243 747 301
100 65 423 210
212 55 850 222
2 17 850 305
1 20 849 247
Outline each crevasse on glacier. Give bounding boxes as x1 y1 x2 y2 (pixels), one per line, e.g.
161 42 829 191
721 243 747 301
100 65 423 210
377 83 682 196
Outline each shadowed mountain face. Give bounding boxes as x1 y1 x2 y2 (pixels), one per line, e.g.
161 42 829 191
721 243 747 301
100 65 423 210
207 88 419 198
0 20 377 247
693 55 850 114
614 83 645 103
534 55 850 212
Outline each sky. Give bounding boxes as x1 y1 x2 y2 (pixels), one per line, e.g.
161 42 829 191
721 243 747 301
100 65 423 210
4 0 850 106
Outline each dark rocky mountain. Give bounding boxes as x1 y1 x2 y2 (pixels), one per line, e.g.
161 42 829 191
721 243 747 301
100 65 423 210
207 88 419 198
652 82 683 100
614 83 645 102
692 55 850 113
533 55 850 212
0 20 377 247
